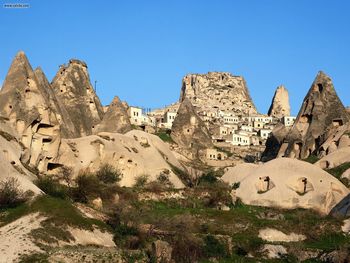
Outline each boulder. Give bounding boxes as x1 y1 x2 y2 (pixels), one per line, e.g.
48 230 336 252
170 99 213 159
94 96 132 134
258 228 306 242
315 147 350 169
224 158 349 214
268 85 291 119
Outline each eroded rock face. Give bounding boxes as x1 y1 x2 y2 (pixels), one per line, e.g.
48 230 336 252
51 59 104 137
268 85 290 119
223 158 349 215
94 96 131 134
170 99 213 159
47 130 185 188
179 72 257 115
269 71 350 159
0 52 64 171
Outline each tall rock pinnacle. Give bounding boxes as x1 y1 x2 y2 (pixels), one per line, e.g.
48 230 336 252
51 59 104 137
268 85 291 119
171 98 213 159
274 71 349 159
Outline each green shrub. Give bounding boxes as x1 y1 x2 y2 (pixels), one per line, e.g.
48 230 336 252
134 174 149 188
96 163 122 184
35 176 68 199
0 177 28 208
198 172 218 185
72 170 101 203
203 235 227 258
155 131 174 143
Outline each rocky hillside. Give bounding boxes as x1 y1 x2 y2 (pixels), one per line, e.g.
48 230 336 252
180 72 257 115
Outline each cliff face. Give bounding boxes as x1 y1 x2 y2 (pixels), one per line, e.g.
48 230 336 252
179 72 257 115
268 85 291 119
51 59 104 137
270 71 349 159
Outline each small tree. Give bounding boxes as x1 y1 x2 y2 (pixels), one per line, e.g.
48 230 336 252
73 170 101 203
96 163 122 184
133 174 149 188
0 177 27 208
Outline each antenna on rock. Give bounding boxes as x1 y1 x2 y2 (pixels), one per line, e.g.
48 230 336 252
94 80 97 92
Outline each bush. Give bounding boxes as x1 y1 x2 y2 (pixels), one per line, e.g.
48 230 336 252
203 235 227 258
35 176 68 199
0 177 28 208
172 233 203 263
96 163 122 184
198 171 218 185
232 182 240 190
72 170 101 203
157 173 174 188
134 174 149 188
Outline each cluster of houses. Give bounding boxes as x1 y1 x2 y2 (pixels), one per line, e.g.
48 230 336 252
127 105 296 148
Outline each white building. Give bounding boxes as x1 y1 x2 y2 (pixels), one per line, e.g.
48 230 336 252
282 116 296 127
226 133 251 146
128 106 143 125
224 116 239 124
162 111 177 129
259 129 273 140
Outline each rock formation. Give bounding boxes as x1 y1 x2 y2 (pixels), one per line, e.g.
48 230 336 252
34 67 79 138
0 117 41 194
94 96 132 134
170 99 213 159
47 130 185 188
51 59 104 137
268 85 290 119
265 71 350 160
0 51 65 171
179 72 257 115
222 158 349 215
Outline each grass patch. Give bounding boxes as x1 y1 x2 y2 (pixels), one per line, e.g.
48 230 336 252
303 155 320 164
155 131 174 143
326 162 350 187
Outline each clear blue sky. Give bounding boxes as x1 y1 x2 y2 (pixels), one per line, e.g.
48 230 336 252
0 0 349 115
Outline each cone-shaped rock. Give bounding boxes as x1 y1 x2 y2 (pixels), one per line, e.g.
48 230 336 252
94 96 132 134
0 51 63 170
268 85 290 118
276 71 350 159
51 59 104 137
34 67 79 138
180 72 257 115
171 99 213 159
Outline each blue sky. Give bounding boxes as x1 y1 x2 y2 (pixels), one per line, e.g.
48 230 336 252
0 0 349 115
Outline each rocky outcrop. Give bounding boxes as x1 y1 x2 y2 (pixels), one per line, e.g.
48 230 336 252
268 85 290 119
170 99 213 159
180 72 257 115
94 96 131 134
223 158 349 215
51 59 104 137
267 71 350 159
34 67 78 138
0 51 66 171
261 123 290 161
47 130 185 188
